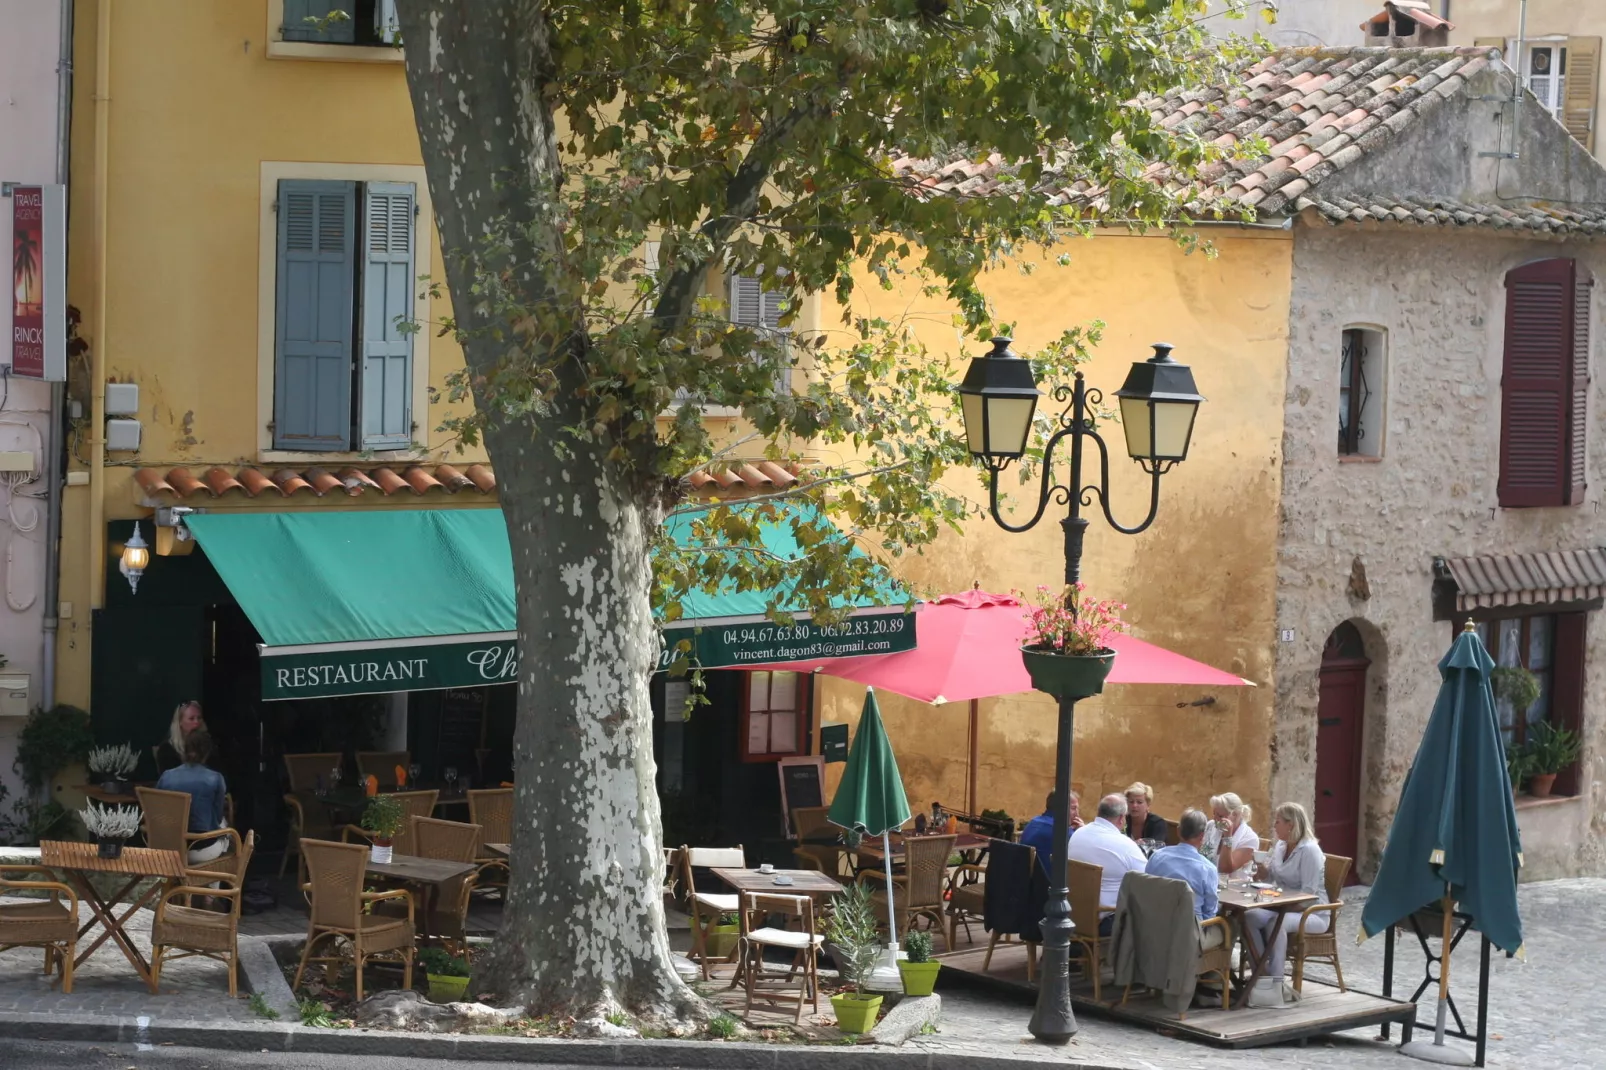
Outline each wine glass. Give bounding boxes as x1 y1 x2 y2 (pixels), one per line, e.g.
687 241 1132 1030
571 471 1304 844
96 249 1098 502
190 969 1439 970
444 766 459 794
408 763 422 785
329 765 343 791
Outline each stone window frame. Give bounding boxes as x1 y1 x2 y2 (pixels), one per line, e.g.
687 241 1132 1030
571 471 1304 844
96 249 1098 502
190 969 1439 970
1338 324 1387 460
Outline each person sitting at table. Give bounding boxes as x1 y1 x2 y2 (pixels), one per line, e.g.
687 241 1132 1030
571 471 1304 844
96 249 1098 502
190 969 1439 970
1143 809 1220 932
1243 802 1328 1008
1207 792 1258 881
1123 781 1168 844
1020 790 1082 878
155 700 207 774
155 728 230 865
1066 794 1147 935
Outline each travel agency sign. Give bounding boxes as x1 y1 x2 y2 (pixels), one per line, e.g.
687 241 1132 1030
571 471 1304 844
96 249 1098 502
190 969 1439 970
8 184 66 381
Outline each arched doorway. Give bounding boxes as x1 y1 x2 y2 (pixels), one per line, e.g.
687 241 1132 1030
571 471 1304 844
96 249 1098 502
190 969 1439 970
1315 622 1370 866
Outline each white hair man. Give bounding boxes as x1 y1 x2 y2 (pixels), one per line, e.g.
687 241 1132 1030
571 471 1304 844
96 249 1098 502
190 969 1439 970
1066 793 1148 935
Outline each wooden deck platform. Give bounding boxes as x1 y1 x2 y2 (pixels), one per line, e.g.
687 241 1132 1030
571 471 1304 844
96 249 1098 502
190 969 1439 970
937 940 1416 1049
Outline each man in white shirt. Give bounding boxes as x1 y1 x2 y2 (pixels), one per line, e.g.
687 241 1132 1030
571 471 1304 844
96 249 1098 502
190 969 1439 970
1065 793 1149 935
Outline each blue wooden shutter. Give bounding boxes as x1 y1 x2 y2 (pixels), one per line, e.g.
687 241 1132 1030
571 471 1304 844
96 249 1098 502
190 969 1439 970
358 182 416 450
281 0 357 43
274 180 356 451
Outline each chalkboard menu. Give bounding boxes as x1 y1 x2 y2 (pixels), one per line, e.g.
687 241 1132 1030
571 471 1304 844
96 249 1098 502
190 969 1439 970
777 756 826 837
437 687 488 769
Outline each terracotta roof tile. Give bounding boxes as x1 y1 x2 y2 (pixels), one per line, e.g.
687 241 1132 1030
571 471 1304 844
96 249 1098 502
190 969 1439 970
890 46 1606 235
133 464 501 501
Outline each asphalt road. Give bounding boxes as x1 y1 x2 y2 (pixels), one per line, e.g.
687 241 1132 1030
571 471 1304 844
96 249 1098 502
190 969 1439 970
0 1039 618 1070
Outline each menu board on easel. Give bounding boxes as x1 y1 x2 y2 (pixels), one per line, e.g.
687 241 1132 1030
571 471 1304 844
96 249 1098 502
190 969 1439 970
777 755 826 838
437 688 487 774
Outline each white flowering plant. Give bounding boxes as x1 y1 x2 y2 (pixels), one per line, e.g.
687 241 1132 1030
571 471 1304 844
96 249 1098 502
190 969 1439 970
87 743 139 779
79 803 141 840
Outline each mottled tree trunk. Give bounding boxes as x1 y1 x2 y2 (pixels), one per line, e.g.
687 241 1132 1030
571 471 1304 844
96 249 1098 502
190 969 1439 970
392 0 700 1023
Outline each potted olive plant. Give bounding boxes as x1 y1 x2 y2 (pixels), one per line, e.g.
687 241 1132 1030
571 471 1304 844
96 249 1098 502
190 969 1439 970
80 802 141 858
87 743 138 795
418 946 471 1003
1018 583 1126 699
1526 722 1581 798
897 929 941 996
361 794 406 864
826 882 884 1034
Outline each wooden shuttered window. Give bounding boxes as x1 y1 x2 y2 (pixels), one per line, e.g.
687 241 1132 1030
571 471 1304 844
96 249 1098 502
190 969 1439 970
281 0 357 43
274 180 357 451
1499 258 1591 508
1564 36 1602 153
729 274 790 393
359 182 416 450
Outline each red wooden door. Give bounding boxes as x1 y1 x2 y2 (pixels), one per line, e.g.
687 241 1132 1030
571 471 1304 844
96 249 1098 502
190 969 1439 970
1314 623 1370 870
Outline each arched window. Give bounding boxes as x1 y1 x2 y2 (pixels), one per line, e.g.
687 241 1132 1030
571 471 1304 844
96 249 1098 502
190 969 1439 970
1339 327 1386 458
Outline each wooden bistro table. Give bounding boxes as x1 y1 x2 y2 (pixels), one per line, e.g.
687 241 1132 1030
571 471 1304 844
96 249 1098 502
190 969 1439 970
364 852 477 946
712 867 844 902
40 840 186 993
484 843 510 858
1216 882 1318 1009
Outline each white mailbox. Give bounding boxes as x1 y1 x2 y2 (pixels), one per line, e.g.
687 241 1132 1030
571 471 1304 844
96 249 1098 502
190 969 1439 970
0 673 30 717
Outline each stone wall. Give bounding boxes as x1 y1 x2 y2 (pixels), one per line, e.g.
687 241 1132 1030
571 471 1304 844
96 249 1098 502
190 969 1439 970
1273 222 1606 881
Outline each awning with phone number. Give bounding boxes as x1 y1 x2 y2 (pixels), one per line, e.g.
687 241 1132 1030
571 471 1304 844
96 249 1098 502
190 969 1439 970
183 505 912 702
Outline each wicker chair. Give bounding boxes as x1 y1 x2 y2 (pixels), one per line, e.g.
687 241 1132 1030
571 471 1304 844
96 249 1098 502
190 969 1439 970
1068 859 1115 1001
380 815 481 952
1289 853 1353 994
356 751 412 788
790 805 848 878
1163 818 1181 846
467 787 513 892
680 844 744 979
341 790 439 857
151 831 257 996
861 834 956 950
0 865 79 993
293 839 415 1001
945 860 986 948
738 891 823 1023
135 786 241 880
1120 909 1234 1020
280 752 343 879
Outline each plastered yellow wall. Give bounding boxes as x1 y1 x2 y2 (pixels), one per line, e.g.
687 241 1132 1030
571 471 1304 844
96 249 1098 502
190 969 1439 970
818 230 1294 831
57 0 484 708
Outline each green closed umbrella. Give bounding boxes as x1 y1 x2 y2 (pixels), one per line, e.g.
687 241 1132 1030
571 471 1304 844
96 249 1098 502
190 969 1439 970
1360 623 1523 1064
829 688 912 947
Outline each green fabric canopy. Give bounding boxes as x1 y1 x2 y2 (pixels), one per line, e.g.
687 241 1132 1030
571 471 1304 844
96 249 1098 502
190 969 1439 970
1359 626 1525 957
828 688 911 838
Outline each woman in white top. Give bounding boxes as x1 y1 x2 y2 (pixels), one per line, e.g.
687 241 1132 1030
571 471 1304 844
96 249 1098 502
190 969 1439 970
1243 802 1329 1007
1207 792 1258 880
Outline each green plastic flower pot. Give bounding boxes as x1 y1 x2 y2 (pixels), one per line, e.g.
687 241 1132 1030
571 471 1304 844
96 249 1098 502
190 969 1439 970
898 960 942 996
1020 647 1116 699
426 973 471 1003
705 924 739 960
830 993 883 1034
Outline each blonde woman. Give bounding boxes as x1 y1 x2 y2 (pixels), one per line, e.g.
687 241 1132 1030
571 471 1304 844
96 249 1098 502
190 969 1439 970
1244 802 1328 1008
157 700 206 773
1206 792 1258 880
1123 781 1167 843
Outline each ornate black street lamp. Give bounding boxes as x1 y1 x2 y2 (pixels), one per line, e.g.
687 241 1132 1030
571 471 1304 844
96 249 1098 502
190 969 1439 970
957 337 1204 1044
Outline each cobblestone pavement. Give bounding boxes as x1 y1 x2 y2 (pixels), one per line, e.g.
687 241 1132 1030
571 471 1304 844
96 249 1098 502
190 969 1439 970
913 879 1599 1069
0 895 258 1021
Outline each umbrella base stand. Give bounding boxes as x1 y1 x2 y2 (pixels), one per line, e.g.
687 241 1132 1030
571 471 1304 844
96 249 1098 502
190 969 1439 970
865 946 905 994
1400 1041 1476 1066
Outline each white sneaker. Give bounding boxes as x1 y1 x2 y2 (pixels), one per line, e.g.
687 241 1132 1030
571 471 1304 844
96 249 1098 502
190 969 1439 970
1246 977 1282 1008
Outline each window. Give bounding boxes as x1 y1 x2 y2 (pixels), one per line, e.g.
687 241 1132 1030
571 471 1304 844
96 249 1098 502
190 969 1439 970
1499 258 1591 508
282 0 397 45
728 273 792 393
1526 44 1568 116
272 179 416 452
1469 611 1588 794
1338 326 1385 458
1521 38 1602 151
741 671 806 761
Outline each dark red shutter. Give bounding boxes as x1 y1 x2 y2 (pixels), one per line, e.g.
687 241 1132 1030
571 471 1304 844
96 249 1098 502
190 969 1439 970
1550 612 1588 796
1500 258 1574 508
1569 271 1593 504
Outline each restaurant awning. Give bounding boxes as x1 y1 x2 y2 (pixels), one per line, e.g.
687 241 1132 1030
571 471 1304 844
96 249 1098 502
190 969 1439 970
1437 548 1606 611
185 504 912 702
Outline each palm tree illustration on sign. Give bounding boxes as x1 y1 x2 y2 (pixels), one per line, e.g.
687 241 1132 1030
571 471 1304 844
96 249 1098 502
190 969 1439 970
13 227 41 316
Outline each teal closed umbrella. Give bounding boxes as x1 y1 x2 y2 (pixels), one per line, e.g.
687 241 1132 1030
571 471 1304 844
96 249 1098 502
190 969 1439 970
829 688 912 947
1360 623 1523 1063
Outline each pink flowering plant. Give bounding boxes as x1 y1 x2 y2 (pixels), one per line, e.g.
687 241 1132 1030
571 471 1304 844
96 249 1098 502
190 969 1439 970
1020 583 1127 656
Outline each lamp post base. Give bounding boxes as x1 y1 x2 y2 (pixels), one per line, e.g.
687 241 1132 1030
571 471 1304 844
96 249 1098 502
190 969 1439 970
1026 922 1078 1043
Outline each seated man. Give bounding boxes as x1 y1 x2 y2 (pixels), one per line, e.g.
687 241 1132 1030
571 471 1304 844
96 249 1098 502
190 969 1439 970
154 728 230 865
1019 789 1082 878
1066 793 1147 935
1144 808 1225 949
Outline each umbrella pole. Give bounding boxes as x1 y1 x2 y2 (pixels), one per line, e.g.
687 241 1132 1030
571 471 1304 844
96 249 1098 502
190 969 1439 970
1400 894 1474 1066
883 830 898 951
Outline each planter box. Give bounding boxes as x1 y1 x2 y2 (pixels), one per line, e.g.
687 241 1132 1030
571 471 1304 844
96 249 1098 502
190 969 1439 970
898 960 941 996
1020 647 1116 699
426 973 470 1003
830 992 883 1034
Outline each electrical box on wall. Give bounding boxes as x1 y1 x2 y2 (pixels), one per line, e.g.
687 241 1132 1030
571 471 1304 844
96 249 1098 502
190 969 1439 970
0 673 30 717
0 452 33 472
105 383 140 417
106 419 142 452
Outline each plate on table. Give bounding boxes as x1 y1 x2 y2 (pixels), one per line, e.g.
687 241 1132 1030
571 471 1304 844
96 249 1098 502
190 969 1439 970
773 876 795 886
1249 881 1275 890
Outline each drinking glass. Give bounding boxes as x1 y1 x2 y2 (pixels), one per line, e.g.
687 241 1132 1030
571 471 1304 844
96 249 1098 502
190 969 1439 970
408 763 422 784
330 766 343 790
445 766 459 794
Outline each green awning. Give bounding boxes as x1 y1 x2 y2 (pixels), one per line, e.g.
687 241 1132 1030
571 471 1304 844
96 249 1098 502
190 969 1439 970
185 504 911 702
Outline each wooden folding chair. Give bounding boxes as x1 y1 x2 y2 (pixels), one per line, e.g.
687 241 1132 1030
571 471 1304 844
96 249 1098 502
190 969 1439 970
680 844 744 979
738 891 823 1024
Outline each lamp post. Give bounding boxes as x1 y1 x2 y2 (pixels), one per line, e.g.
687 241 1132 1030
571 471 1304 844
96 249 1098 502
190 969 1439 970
956 337 1204 1044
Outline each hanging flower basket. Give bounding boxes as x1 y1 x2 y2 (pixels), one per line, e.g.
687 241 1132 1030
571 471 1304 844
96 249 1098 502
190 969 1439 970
1020 646 1116 699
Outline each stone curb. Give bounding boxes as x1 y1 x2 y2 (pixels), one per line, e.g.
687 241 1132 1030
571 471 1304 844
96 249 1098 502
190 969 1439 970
0 1010 1134 1069
238 935 300 1022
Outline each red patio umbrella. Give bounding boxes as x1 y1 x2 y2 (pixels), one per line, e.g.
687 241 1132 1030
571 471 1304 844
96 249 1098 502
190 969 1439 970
756 588 1252 704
